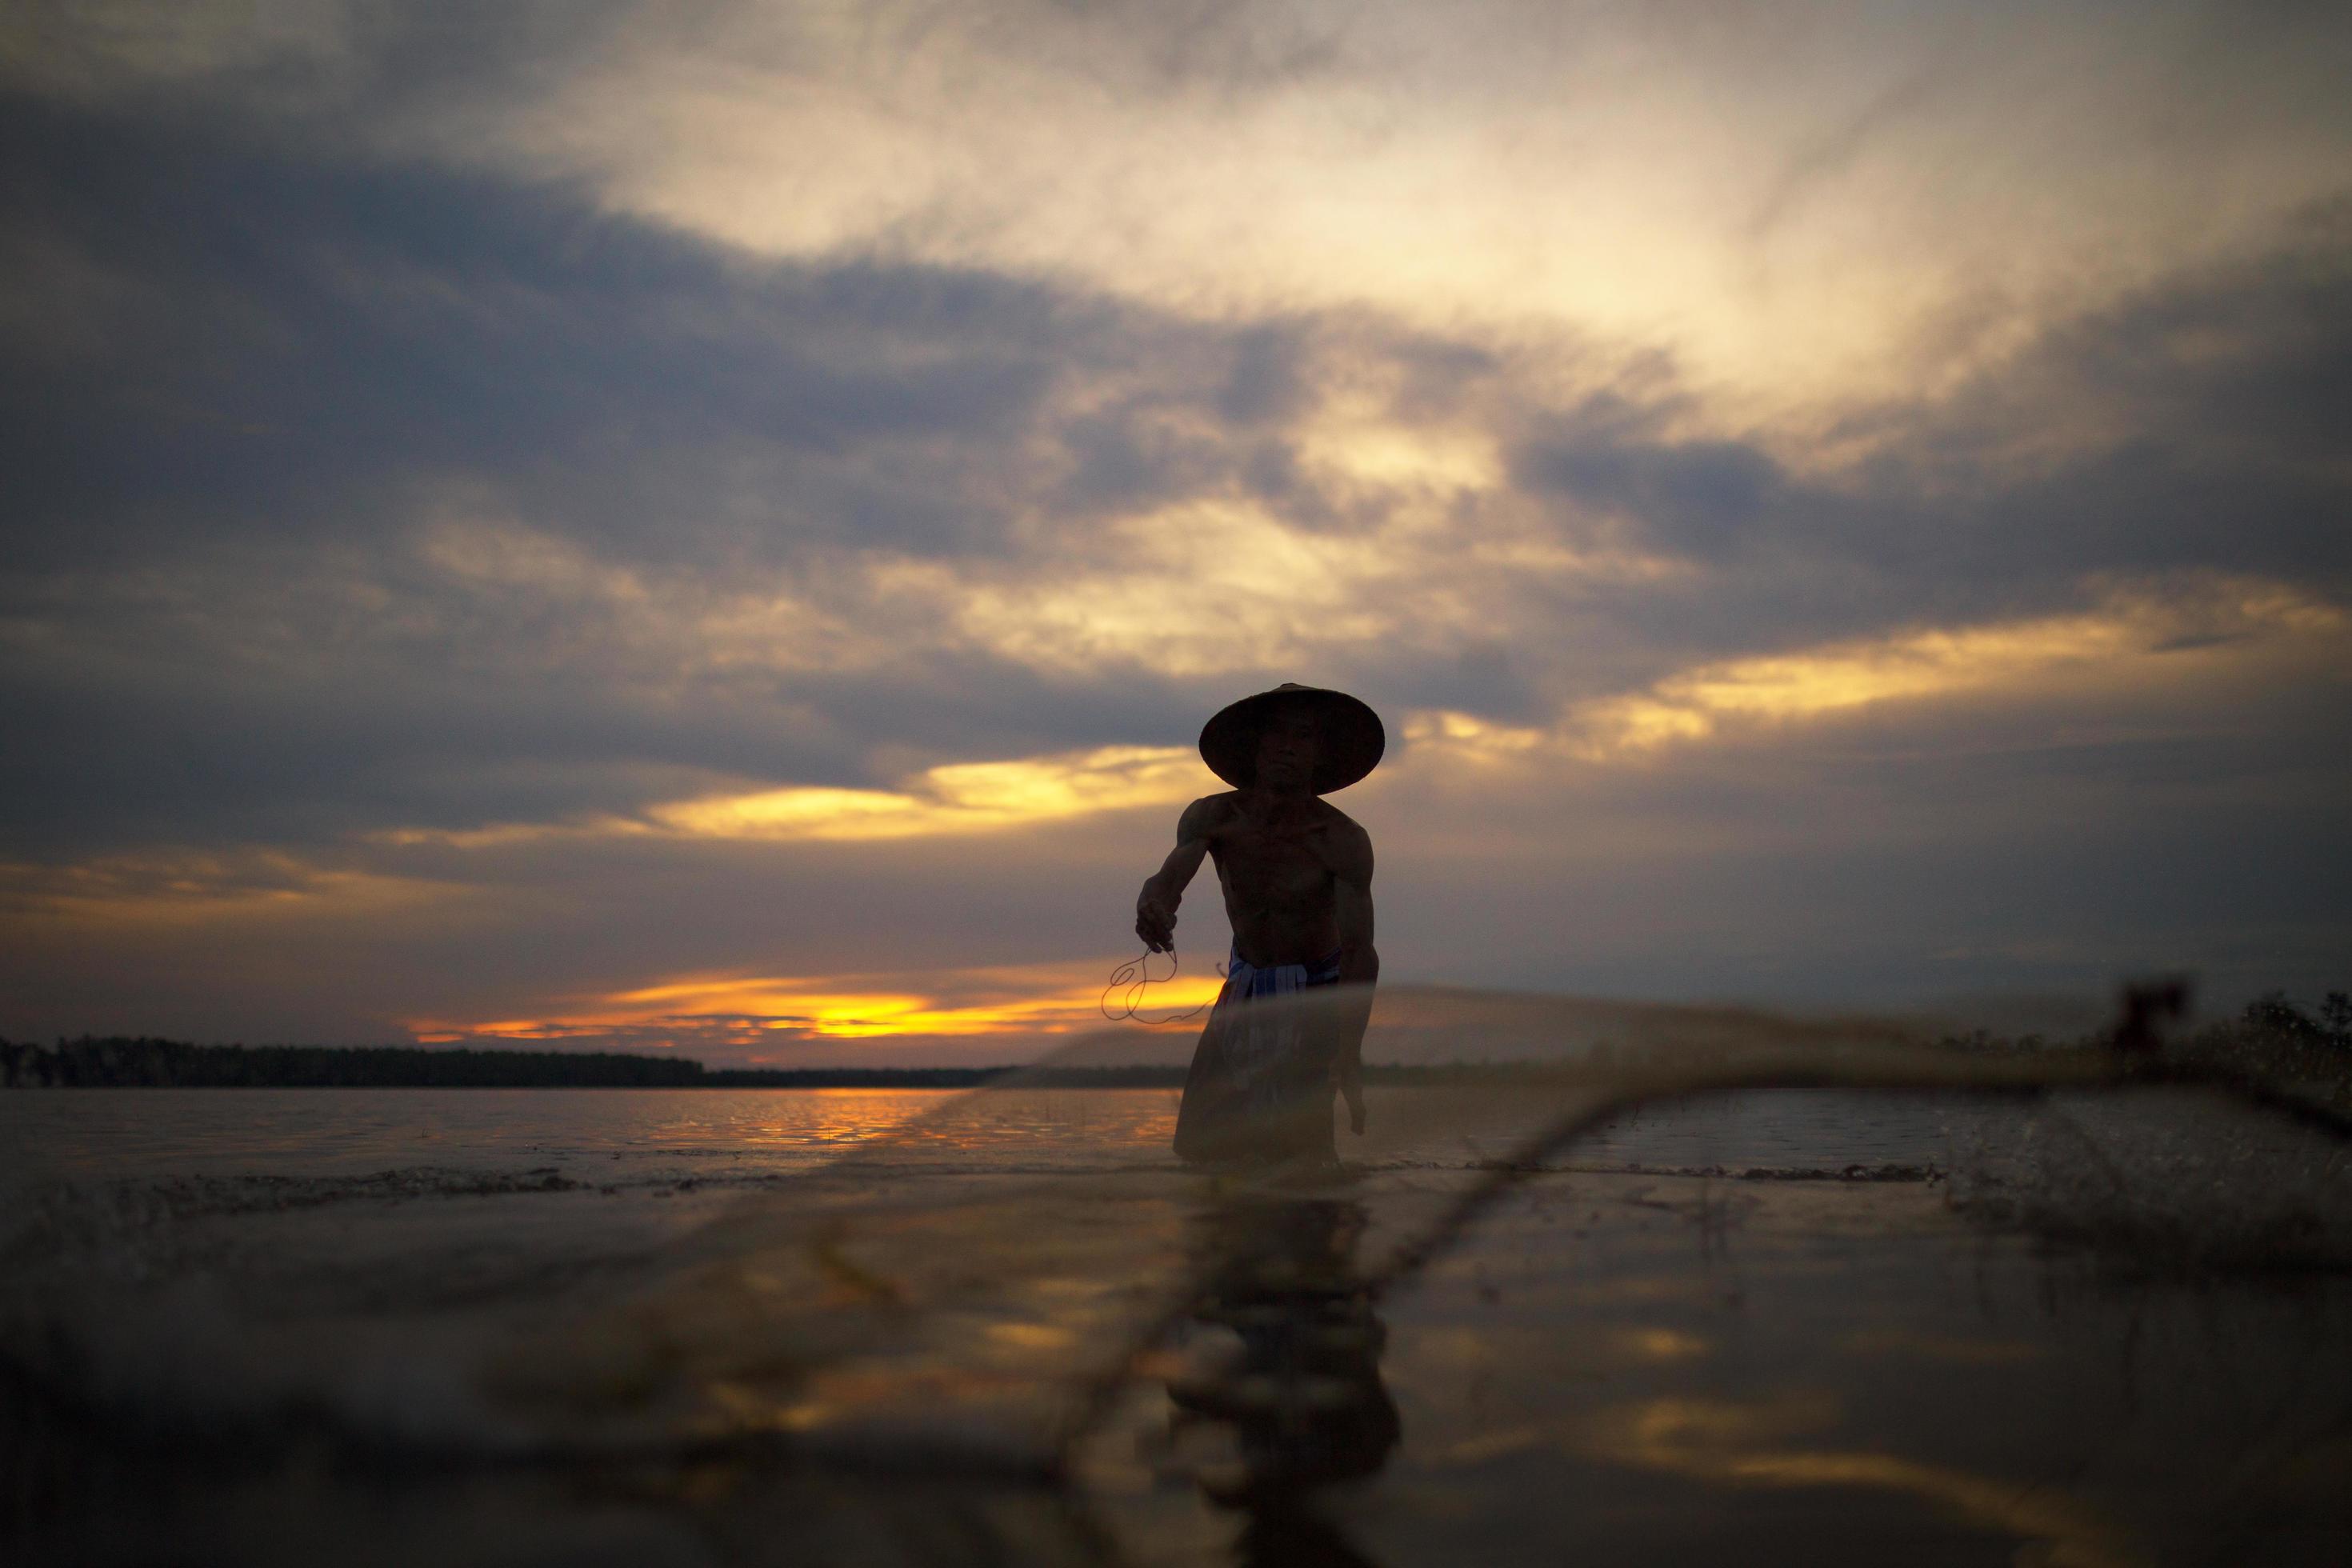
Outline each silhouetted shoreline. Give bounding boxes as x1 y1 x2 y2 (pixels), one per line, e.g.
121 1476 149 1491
2 1036 1589 1090
0 1037 1071 1089
8 990 2342 1092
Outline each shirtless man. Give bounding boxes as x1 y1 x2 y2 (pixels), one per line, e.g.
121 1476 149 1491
1135 684 1383 1165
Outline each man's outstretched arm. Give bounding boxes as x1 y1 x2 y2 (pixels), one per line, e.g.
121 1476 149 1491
1136 798 1216 953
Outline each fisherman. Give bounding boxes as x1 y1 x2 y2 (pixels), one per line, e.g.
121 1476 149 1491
1135 683 1383 1166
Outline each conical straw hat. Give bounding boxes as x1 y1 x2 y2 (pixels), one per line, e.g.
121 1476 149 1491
1198 683 1385 794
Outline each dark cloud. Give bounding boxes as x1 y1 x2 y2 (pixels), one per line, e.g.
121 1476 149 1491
1514 434 1789 559
1051 407 1217 517
1504 208 2352 671
0 94 1089 572
0 90 1300 855
1214 323 1311 426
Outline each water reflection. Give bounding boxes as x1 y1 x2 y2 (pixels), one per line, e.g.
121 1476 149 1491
1163 1194 1400 1565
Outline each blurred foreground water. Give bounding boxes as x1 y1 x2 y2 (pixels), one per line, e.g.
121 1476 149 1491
6 1077 2350 1566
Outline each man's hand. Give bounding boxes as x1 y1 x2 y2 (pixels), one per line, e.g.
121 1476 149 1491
1135 882 1178 953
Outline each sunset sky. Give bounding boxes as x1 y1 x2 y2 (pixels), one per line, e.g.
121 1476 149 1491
3 2 2347 1062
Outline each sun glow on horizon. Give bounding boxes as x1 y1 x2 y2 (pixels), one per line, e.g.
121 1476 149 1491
405 957 1226 1052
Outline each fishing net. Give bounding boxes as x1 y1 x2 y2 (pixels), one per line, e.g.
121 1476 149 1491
6 982 2351 1565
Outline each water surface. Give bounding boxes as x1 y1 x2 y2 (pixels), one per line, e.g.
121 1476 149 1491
2 1085 1966 1182
7 1083 2350 1566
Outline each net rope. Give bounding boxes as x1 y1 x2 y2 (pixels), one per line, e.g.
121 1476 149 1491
1098 945 1222 1026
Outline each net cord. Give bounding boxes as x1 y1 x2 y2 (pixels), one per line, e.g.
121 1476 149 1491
1099 946 1226 1027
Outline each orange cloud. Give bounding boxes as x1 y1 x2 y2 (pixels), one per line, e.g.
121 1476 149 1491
650 745 1210 842
0 850 450 929
1401 577 2349 769
374 743 1214 853
1574 579 2344 757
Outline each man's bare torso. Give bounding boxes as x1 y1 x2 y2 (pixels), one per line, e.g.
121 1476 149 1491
1188 790 1363 968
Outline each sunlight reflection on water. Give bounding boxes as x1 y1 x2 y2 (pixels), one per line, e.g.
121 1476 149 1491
2 1087 1971 1183
2 1088 1173 1180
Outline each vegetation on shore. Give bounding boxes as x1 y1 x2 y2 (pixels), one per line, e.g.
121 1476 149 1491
0 1037 1697 1090
0 1036 1200 1089
0 1037 708 1088
2170 990 2352 1112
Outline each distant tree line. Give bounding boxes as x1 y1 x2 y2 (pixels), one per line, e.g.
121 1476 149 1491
0 1037 1186 1089
2239 990 2352 1052
0 1037 706 1088
4 1038 1605 1090
2184 991 2352 1086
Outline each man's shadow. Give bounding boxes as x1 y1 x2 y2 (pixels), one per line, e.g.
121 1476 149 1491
1163 1194 1402 1568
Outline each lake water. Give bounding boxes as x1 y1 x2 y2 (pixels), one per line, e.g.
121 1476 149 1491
0 1084 1970 1182
7 1083 2350 1565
